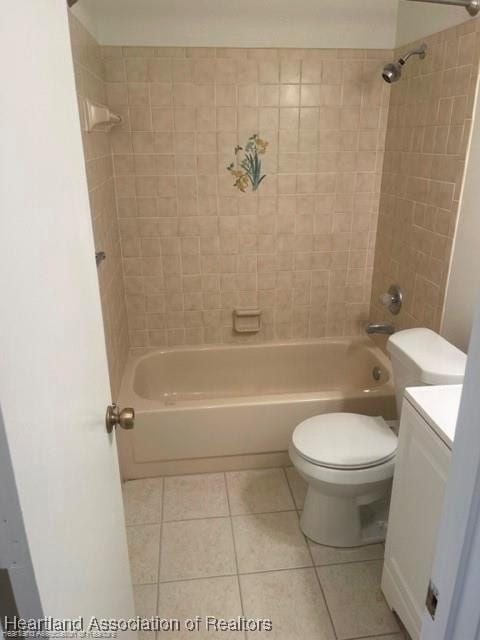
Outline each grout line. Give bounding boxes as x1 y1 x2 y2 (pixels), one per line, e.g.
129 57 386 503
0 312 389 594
131 580 158 587
125 520 162 528
162 507 299 524
222 470 232 520
314 556 385 569
313 556 385 569
129 465 292 482
282 467 339 640
152 581 159 640
223 471 248 640
347 634 404 640
155 477 166 614
157 572 237 586
310 550 339 640
161 513 231 524
283 465 302 510
156 563 322 585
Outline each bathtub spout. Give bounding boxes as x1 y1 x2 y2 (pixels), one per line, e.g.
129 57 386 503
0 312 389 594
366 322 395 335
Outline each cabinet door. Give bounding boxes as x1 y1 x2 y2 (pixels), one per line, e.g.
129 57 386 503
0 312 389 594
382 399 450 640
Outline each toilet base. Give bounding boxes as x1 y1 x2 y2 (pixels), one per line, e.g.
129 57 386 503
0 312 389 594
300 484 390 547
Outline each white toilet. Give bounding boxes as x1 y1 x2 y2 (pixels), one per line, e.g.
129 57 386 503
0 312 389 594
289 328 466 547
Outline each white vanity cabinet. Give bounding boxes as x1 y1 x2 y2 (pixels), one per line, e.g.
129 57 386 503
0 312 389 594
382 386 462 640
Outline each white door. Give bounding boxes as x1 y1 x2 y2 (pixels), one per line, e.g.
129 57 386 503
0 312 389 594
0 0 135 629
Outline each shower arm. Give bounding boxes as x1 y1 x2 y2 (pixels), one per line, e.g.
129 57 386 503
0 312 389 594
407 0 479 16
399 44 427 65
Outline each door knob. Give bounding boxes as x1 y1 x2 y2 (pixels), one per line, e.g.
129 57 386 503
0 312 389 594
106 403 135 434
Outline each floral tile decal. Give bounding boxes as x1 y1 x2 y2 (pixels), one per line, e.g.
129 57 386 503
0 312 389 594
227 134 268 192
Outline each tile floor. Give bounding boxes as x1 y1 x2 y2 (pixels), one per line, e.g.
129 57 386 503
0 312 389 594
123 467 406 640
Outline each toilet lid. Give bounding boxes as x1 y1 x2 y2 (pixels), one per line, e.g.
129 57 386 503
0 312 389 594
291 413 398 469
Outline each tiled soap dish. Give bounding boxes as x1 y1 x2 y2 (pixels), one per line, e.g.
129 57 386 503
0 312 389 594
233 308 262 333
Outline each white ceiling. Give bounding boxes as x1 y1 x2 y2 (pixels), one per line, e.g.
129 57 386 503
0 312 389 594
73 0 399 49
72 0 476 49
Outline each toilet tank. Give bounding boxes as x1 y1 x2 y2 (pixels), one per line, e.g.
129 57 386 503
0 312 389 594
387 328 466 415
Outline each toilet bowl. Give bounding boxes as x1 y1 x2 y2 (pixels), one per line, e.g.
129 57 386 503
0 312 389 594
289 413 397 547
289 328 466 547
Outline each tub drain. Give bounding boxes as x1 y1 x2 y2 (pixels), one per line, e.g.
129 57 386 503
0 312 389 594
372 366 382 381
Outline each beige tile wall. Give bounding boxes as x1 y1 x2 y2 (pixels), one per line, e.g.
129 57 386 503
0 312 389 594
69 12 480 380
69 15 129 395
370 20 480 332
103 46 391 346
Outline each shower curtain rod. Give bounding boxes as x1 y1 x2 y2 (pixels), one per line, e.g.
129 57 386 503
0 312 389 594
407 0 479 16
66 0 478 16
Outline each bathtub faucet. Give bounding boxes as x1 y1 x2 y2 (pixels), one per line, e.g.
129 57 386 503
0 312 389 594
366 322 395 335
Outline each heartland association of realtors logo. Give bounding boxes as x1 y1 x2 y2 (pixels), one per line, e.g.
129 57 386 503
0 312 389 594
2 616 273 636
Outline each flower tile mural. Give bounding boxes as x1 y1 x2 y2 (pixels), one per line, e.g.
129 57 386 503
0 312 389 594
227 134 268 192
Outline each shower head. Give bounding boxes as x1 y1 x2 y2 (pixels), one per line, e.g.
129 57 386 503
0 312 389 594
382 43 427 84
382 62 403 84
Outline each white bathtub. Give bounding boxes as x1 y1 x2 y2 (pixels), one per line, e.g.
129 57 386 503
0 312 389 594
117 338 396 478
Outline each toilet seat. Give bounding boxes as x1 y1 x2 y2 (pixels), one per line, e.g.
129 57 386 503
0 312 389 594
291 413 398 470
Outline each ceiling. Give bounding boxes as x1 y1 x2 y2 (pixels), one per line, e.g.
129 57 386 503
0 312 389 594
72 0 474 49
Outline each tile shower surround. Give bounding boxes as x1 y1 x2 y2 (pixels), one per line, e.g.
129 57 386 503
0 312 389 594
69 15 130 394
71 12 480 366
370 20 480 332
103 46 391 347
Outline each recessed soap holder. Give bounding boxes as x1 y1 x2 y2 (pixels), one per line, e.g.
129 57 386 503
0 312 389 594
233 308 262 333
83 98 122 133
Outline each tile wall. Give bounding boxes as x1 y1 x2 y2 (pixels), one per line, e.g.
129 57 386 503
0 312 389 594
69 11 480 382
69 14 129 395
103 46 391 346
370 20 480 331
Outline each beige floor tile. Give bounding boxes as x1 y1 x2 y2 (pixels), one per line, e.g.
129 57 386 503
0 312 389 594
363 636 405 640
309 541 384 566
285 467 308 509
126 524 161 585
160 517 236 582
232 511 311 574
123 478 163 525
317 559 400 639
226 468 294 515
163 473 229 521
133 584 158 640
240 568 335 639
158 576 242 639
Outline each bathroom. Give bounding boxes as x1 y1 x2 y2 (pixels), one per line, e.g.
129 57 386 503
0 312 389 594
1 0 480 638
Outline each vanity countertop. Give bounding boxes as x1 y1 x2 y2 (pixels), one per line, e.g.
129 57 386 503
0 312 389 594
405 384 463 449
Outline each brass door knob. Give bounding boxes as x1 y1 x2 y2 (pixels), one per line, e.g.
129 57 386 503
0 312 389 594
106 403 135 434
